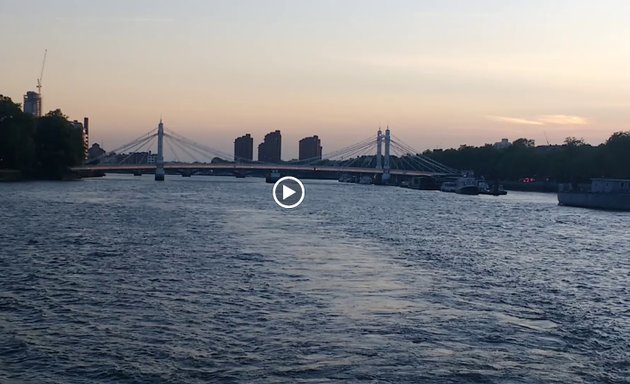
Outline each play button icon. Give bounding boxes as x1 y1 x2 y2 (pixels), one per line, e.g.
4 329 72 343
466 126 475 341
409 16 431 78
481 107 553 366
273 176 305 209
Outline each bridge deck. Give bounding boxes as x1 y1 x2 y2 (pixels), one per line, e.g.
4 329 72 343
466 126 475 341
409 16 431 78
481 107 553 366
72 163 449 177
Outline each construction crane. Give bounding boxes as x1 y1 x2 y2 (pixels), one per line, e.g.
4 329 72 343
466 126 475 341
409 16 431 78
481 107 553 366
36 49 47 95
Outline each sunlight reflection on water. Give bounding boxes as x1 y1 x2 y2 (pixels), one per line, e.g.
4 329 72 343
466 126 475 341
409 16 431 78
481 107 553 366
0 175 628 383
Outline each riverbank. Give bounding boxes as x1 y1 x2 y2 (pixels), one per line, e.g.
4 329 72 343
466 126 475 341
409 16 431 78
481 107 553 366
0 169 83 182
0 169 22 182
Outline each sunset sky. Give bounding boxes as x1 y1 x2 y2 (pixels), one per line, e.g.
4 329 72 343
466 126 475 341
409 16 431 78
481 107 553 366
2 1 630 159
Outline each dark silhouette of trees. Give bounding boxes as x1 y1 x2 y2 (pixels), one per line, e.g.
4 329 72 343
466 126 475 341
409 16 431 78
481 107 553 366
604 131 630 178
0 97 84 180
513 138 536 148
424 132 630 182
3 92 630 182
33 109 85 179
0 95 35 171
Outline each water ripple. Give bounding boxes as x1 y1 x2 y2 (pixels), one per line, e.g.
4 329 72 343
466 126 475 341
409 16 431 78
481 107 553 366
0 176 628 383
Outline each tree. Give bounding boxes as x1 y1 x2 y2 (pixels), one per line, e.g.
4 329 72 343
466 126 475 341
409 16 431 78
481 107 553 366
564 137 586 147
0 95 35 171
605 131 630 147
33 109 85 179
512 138 535 148
211 157 229 164
604 131 630 178
423 134 628 182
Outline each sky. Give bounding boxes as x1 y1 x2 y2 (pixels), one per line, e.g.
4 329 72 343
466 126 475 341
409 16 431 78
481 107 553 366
2 0 630 159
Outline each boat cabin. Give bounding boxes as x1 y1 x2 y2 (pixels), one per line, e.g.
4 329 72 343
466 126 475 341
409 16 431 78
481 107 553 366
591 179 630 193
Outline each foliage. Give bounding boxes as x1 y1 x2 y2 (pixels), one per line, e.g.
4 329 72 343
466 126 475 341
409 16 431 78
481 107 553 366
604 132 630 178
0 95 35 171
424 133 630 181
0 97 84 179
211 157 230 164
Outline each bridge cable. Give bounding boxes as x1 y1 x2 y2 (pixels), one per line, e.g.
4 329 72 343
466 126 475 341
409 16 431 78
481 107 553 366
165 134 221 163
290 135 377 166
389 141 426 170
165 136 179 162
114 135 157 165
168 135 202 163
334 141 376 167
106 128 158 157
164 129 226 160
86 130 158 165
389 139 453 173
165 128 233 161
320 136 376 161
390 135 458 173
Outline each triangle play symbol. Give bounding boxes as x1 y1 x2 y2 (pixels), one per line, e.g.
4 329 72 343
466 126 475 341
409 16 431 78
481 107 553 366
282 185 296 200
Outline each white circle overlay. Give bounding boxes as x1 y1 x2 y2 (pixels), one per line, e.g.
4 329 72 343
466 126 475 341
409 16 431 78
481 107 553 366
272 176 305 209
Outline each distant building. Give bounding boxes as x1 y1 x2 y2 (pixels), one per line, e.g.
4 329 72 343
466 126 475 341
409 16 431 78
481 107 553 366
234 133 254 162
101 151 152 165
493 138 511 149
82 117 89 159
119 152 150 164
147 151 158 164
298 135 322 161
70 119 89 160
23 91 41 117
87 143 106 160
258 130 281 163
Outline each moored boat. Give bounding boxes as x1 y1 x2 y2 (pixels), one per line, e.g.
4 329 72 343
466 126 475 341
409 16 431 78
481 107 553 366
440 181 456 192
478 181 507 196
265 170 281 183
558 178 630 210
456 177 479 195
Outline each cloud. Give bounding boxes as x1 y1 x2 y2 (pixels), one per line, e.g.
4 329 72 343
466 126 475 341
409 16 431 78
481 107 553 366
487 114 589 126
487 115 543 125
537 114 588 125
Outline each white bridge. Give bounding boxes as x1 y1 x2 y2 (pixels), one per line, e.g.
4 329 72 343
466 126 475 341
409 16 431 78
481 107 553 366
74 120 458 181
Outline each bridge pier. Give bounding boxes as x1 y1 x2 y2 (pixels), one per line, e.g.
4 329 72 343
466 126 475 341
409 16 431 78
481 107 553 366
376 128 383 169
155 167 165 181
382 126 391 184
155 118 165 181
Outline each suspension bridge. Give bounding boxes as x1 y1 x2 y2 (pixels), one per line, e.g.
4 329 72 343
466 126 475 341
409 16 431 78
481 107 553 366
72 119 459 184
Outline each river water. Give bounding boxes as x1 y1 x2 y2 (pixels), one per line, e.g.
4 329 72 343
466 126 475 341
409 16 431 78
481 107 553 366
1 175 628 383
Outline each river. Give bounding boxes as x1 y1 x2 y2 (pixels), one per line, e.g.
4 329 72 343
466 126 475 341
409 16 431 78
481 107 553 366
1 175 628 383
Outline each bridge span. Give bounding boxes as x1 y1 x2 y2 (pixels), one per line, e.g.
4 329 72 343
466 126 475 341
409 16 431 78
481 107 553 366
79 120 459 181
72 163 449 178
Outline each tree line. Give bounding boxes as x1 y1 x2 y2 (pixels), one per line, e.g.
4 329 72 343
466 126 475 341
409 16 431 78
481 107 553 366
423 134 630 181
0 95 84 180
3 91 629 182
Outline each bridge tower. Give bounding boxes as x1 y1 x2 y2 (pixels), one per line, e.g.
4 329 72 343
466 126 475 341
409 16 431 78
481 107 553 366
376 128 383 169
383 126 391 183
155 118 165 181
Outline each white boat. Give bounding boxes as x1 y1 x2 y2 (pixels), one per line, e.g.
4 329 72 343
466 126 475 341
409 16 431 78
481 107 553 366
558 178 630 210
456 177 479 195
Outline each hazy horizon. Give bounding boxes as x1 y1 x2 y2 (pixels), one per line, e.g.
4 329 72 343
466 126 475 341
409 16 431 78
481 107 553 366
3 0 630 159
